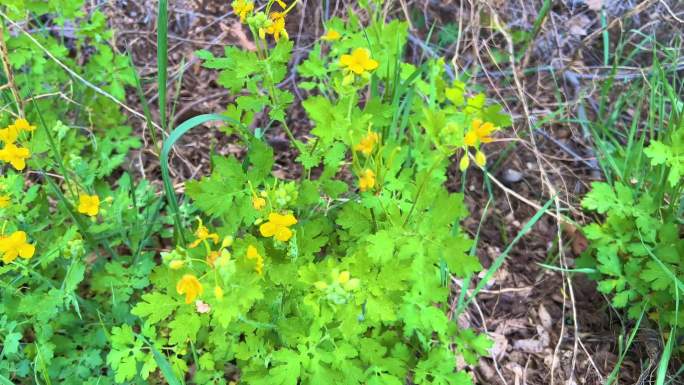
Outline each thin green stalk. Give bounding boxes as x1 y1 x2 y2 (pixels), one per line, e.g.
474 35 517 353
157 0 169 133
458 197 555 312
516 0 552 61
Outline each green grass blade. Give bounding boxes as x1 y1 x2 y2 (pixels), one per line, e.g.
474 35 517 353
0 374 14 385
454 198 492 317
537 263 598 274
516 0 552 61
157 0 169 133
128 50 159 149
605 302 648 385
141 336 184 385
459 196 556 312
168 58 187 130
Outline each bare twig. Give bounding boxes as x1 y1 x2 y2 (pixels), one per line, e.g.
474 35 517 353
0 22 24 115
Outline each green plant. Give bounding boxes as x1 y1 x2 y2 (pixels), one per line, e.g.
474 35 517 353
579 32 684 381
0 1 163 384
1 0 517 383
109 2 512 384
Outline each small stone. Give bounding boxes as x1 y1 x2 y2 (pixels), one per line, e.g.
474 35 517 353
502 168 524 183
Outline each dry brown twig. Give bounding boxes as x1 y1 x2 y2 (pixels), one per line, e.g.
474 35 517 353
0 22 24 115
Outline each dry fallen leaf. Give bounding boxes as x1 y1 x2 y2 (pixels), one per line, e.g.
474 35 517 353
538 303 553 330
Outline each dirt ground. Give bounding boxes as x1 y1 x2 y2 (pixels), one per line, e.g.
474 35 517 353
103 0 683 383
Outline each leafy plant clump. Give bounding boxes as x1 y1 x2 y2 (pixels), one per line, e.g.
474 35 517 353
113 2 511 384
1 0 514 384
580 84 684 354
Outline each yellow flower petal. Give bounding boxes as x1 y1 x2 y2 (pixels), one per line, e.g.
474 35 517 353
0 231 35 264
177 274 203 304
464 131 478 147
259 221 277 237
77 194 100 217
0 195 10 208
0 143 30 171
13 118 36 132
274 226 293 242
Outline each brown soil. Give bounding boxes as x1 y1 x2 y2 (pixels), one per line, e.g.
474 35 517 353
102 0 684 383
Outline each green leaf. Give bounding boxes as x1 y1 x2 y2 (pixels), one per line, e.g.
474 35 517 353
269 349 301 385
640 261 672 291
185 156 248 218
168 312 202 345
132 292 180 324
595 245 622 277
643 140 670 165
581 182 616 213
414 348 472 385
107 325 144 383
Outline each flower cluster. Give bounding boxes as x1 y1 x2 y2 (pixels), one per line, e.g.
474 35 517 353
169 221 234 306
460 119 497 170
314 269 360 304
355 131 380 156
0 118 35 171
353 131 381 192
235 0 294 42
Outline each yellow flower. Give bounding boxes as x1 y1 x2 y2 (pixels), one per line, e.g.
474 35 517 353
358 169 376 192
354 131 379 156
176 274 203 304
252 194 266 210
275 0 287 8
0 195 9 208
0 125 19 144
464 119 495 147
259 212 297 242
260 12 288 41
475 150 487 167
0 231 35 264
0 143 30 171
189 219 220 248
169 260 185 270
321 29 341 41
340 48 379 76
232 0 254 23
214 286 224 301
246 245 264 275
77 194 100 217
12 118 36 132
